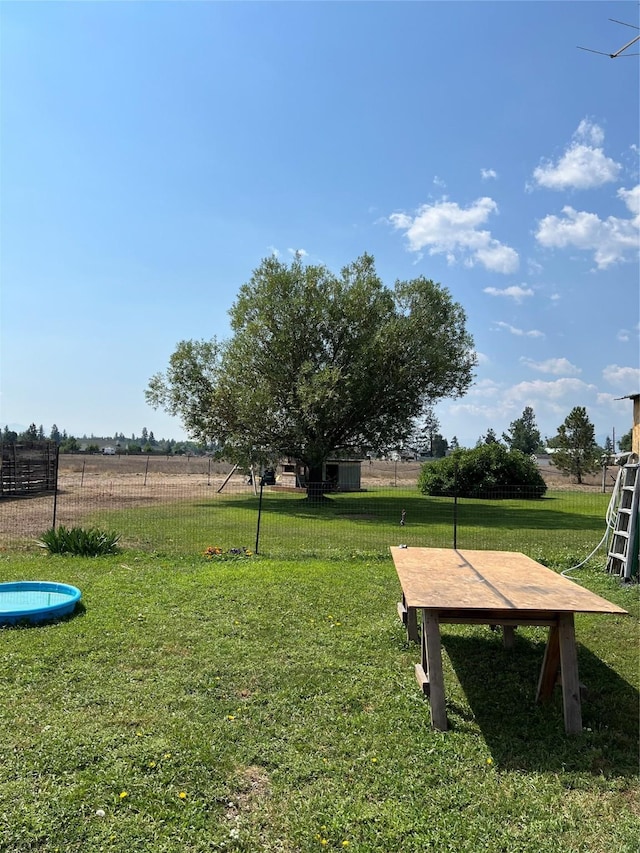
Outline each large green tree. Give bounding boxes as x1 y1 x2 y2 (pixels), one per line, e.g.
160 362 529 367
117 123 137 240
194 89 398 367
550 406 600 484
502 406 542 455
146 254 476 494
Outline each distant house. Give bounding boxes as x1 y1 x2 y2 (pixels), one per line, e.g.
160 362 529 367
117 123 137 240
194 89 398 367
102 446 116 455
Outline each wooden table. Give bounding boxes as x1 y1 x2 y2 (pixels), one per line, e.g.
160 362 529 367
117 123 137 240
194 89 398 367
391 547 627 734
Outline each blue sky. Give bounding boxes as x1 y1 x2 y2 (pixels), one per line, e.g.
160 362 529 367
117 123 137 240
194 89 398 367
1 1 638 448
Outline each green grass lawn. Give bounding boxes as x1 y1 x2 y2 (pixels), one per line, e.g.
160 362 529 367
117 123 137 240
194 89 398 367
81 487 613 564
0 539 638 851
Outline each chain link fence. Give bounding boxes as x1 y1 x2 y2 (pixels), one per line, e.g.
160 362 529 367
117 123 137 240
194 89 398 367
0 454 613 561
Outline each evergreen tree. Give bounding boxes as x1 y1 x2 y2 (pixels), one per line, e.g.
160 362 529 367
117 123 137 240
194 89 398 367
550 407 600 484
2 426 18 443
478 428 500 445
22 423 38 441
419 406 441 457
502 406 542 455
59 436 80 453
407 407 441 457
618 429 632 453
450 435 460 451
431 434 449 458
50 424 62 444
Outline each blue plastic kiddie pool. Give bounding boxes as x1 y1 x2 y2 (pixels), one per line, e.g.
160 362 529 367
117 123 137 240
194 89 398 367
0 581 82 626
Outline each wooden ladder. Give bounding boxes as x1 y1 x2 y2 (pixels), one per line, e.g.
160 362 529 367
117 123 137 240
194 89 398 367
606 463 639 580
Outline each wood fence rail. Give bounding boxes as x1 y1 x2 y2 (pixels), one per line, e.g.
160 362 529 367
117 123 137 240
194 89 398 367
0 442 59 496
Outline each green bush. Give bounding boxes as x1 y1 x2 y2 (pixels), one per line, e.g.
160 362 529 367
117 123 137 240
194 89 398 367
418 444 547 498
37 525 121 556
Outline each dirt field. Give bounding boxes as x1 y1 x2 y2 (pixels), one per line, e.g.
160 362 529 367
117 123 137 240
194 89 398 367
0 454 608 545
52 453 606 488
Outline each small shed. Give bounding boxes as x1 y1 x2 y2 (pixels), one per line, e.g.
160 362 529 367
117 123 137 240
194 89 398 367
276 458 362 491
325 459 362 491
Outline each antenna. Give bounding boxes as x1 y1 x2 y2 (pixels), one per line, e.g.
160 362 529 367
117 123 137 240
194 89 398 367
577 18 640 58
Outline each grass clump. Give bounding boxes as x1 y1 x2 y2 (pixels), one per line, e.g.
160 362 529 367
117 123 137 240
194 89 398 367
36 525 120 556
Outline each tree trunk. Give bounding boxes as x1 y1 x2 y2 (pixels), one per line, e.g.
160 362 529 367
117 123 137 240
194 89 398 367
305 463 327 501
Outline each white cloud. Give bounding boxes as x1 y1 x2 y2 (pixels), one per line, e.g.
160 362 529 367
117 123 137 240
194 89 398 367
467 378 501 397
446 377 593 429
532 120 621 190
474 351 490 365
618 185 640 216
617 329 630 342
475 244 520 273
602 364 640 389
287 248 308 258
483 285 534 302
443 369 632 446
575 118 604 146
481 168 497 180
451 377 595 417
388 197 519 274
494 321 544 338
433 175 446 188
267 245 280 257
535 199 639 269
520 357 581 376
506 377 595 403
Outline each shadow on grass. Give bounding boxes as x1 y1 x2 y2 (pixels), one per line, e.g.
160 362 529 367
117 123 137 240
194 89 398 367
196 492 605 532
440 630 639 776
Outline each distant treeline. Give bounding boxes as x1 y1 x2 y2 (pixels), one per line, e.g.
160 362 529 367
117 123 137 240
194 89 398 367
1 423 214 456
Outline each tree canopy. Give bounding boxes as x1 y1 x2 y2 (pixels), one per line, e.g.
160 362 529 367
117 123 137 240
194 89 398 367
146 254 476 486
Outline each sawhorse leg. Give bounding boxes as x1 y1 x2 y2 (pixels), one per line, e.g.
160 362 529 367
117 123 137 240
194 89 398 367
415 609 447 731
536 615 582 735
397 593 419 643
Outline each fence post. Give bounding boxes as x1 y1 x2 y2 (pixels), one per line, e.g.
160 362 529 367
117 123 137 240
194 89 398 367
52 449 60 530
255 476 265 555
453 461 458 550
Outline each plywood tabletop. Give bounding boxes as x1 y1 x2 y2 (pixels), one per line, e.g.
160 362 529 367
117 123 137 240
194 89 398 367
390 547 628 615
